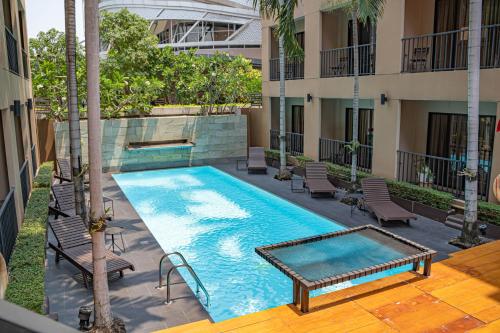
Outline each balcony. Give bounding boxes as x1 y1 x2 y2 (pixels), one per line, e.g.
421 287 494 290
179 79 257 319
396 150 492 201
319 138 373 173
270 129 304 156
0 189 18 263
269 57 304 81
321 44 376 78
401 24 500 73
5 26 19 74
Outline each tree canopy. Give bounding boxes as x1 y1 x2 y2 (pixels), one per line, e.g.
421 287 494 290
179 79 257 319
31 9 261 119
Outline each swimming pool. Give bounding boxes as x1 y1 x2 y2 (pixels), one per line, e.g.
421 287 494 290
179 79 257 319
113 166 411 322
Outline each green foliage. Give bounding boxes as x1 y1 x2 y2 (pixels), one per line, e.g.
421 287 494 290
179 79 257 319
478 201 500 226
30 29 86 120
5 163 52 314
385 179 454 211
30 9 261 119
32 162 54 188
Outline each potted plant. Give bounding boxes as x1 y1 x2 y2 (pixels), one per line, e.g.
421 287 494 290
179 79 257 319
417 163 434 187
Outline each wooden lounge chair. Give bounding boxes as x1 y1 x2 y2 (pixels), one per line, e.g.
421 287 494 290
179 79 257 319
361 178 417 226
50 182 76 218
247 147 267 174
48 216 134 288
50 182 114 219
55 159 72 183
304 162 336 197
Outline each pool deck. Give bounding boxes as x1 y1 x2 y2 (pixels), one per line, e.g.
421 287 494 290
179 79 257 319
45 163 465 332
156 239 500 333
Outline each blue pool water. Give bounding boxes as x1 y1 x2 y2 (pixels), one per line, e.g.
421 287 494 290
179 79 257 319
113 166 411 322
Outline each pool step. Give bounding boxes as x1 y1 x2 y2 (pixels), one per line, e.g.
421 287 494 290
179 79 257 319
155 319 216 333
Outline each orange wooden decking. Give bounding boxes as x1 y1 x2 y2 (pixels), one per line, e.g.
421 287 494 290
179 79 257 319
156 241 500 333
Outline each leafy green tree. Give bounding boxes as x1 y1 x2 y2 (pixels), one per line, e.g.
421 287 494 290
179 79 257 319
30 28 86 119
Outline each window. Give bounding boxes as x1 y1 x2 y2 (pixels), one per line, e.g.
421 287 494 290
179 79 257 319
345 108 374 146
427 113 495 162
2 0 12 31
0 115 9 201
14 109 24 168
291 105 304 134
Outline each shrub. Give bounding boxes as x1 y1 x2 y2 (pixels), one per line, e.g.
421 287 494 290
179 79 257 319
32 162 53 189
5 162 52 314
325 163 371 182
478 201 500 226
385 179 454 211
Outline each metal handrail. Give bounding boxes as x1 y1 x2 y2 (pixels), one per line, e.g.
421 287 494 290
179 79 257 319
158 252 210 307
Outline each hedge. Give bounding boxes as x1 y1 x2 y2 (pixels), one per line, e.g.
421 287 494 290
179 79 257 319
265 149 500 224
5 162 52 314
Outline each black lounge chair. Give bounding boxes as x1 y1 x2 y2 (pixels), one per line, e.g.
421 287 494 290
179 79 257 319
304 162 336 197
55 159 72 183
247 147 267 174
361 178 417 226
50 182 76 218
48 216 134 288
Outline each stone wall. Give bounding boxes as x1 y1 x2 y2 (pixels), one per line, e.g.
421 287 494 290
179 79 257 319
54 115 247 172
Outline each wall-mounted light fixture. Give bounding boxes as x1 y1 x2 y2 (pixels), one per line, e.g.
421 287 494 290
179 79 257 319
26 98 33 111
10 100 21 117
307 93 313 103
381 93 388 105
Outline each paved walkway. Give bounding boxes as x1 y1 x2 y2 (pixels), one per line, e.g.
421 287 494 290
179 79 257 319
45 164 462 332
157 240 500 333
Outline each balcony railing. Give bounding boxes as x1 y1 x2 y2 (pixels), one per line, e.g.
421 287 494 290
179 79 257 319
0 189 18 264
321 43 376 78
22 49 29 79
397 150 492 201
270 57 304 81
31 144 38 175
319 138 373 172
5 27 19 74
20 160 30 209
402 24 500 73
270 129 304 156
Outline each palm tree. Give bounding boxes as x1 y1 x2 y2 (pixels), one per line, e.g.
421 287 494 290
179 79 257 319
84 0 113 329
325 0 386 183
459 0 482 247
64 0 86 221
253 0 302 178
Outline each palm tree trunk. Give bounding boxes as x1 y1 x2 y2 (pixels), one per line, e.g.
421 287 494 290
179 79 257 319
351 8 360 183
461 0 482 247
278 0 286 173
85 0 113 329
64 0 86 221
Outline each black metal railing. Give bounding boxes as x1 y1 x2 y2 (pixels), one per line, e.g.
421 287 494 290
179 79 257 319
0 189 18 264
321 43 376 78
31 144 37 175
5 27 19 74
270 57 304 81
270 129 304 156
22 49 29 79
402 24 500 73
397 150 492 201
319 138 373 172
20 161 30 209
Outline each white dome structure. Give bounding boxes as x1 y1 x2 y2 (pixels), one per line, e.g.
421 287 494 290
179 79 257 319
99 0 262 62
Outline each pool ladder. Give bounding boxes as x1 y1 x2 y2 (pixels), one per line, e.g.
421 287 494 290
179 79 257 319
157 252 210 308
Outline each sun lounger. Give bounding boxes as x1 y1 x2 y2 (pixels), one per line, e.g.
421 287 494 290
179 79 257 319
50 182 76 218
361 178 417 226
55 159 72 183
48 216 134 288
247 147 267 174
304 162 336 197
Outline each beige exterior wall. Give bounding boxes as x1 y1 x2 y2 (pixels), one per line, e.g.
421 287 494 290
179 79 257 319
260 0 500 203
0 0 37 226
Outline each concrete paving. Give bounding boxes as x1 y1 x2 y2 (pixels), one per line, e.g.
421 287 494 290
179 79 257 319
45 163 461 333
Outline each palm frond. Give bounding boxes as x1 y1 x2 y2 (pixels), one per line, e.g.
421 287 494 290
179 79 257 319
323 0 386 24
253 0 303 58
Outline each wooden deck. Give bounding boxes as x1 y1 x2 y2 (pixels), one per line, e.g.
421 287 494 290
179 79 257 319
156 241 500 333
